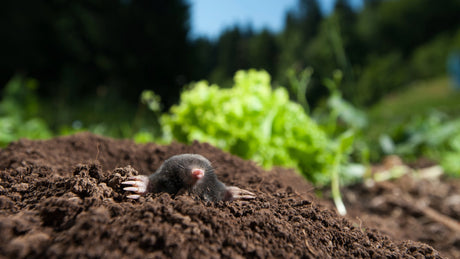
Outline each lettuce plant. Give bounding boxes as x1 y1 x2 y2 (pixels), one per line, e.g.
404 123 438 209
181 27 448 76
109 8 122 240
162 70 335 185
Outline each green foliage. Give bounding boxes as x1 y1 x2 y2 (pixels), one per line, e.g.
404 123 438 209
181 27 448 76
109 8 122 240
287 67 313 113
0 76 52 146
133 131 157 144
411 29 460 79
321 71 369 178
318 70 367 133
141 90 162 113
367 77 460 140
366 77 460 169
162 70 335 185
330 129 355 215
354 53 409 105
385 111 460 177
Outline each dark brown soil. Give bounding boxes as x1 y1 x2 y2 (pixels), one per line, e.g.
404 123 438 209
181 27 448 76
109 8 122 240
0 132 444 258
341 174 460 259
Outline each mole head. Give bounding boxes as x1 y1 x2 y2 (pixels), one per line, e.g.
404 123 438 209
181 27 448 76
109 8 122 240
162 154 214 188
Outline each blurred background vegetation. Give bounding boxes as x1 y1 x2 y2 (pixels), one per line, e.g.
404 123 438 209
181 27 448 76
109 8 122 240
1 0 460 200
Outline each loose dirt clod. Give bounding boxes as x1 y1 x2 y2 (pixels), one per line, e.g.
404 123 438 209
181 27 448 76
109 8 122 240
0 133 443 258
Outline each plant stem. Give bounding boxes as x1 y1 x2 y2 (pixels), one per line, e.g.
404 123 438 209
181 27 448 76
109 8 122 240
331 149 347 215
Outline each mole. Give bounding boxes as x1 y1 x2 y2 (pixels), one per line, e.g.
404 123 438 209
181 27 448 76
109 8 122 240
122 154 255 202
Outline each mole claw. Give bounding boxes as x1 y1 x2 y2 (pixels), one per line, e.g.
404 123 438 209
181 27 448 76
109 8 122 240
124 186 139 192
226 186 256 200
122 175 149 196
121 181 137 185
232 193 256 200
241 190 255 195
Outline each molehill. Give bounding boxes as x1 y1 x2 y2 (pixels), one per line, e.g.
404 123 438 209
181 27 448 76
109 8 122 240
0 133 441 258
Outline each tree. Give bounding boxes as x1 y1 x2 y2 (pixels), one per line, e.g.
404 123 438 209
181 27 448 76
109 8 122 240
209 26 255 85
0 0 191 108
298 0 323 42
189 37 217 81
278 0 323 78
368 0 460 56
248 29 278 75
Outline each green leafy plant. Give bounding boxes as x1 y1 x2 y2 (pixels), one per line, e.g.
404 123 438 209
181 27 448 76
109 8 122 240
330 130 355 215
161 69 373 215
162 69 335 185
316 70 369 214
384 110 460 177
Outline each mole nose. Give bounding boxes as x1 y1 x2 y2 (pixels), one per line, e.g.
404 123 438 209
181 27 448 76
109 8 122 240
191 168 204 180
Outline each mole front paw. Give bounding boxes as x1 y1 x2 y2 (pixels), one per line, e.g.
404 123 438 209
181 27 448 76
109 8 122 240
121 175 149 199
225 186 256 201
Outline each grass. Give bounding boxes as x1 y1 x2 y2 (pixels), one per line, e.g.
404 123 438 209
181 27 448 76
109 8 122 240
366 76 460 141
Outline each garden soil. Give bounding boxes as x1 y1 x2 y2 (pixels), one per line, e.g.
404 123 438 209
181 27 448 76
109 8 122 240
340 167 460 259
0 132 450 258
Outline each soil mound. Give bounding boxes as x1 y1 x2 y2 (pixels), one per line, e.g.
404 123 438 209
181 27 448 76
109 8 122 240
0 133 441 258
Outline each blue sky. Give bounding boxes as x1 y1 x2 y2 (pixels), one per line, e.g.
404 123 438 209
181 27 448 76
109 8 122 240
188 0 363 39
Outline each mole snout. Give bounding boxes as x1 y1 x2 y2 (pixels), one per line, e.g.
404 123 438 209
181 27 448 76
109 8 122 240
191 168 204 180
122 154 255 202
